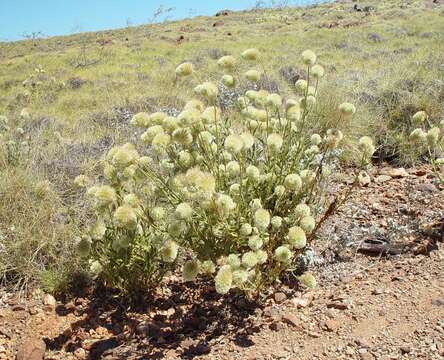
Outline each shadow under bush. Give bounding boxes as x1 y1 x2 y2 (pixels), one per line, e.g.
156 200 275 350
45 279 263 359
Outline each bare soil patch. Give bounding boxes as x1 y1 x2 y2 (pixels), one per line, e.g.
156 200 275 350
1 166 443 360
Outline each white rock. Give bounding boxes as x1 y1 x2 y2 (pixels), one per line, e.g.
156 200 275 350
42 294 56 307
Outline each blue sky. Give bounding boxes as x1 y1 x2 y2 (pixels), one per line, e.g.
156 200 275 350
0 0 325 41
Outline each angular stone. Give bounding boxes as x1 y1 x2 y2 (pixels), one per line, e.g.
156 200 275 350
291 297 311 308
308 331 321 338
372 288 384 295
16 338 46 360
416 183 438 193
0 327 12 339
400 345 411 354
42 294 56 307
327 301 351 310
355 338 371 348
263 306 279 318
282 313 301 328
12 304 26 312
345 346 355 355
323 319 339 332
379 167 408 178
360 353 375 360
274 292 287 304
375 175 392 183
360 175 371 186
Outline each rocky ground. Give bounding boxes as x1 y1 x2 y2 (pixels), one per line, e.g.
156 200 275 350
1 165 443 360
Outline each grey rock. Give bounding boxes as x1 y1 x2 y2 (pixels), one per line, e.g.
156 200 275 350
16 338 46 360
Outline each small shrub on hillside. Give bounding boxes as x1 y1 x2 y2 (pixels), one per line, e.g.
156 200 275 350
363 61 444 165
409 112 444 185
80 49 374 295
0 113 30 167
21 65 65 105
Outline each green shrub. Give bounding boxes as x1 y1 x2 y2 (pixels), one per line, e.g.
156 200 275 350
409 112 444 185
80 49 374 295
21 65 66 105
0 114 30 167
361 56 444 165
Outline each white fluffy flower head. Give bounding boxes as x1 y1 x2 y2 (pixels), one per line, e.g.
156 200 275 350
176 62 194 77
274 245 292 263
183 260 200 281
241 48 260 61
218 55 236 69
288 226 306 249
267 133 283 152
254 208 270 231
215 265 233 294
245 69 261 82
175 202 193 220
302 50 317 66
225 134 244 154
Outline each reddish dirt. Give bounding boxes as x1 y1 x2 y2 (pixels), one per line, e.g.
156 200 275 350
1 166 443 360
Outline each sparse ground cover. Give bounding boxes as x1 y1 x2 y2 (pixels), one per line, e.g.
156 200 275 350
0 0 443 292
0 165 442 359
0 0 443 359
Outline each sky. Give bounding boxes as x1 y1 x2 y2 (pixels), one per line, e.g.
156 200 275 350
0 0 326 42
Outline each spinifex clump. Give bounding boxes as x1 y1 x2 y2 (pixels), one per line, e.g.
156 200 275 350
79 49 374 294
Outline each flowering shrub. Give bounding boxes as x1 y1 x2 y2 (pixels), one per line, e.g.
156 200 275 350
21 65 65 104
0 114 30 167
409 112 444 186
80 49 374 294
